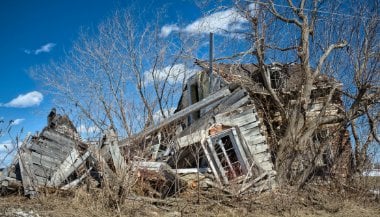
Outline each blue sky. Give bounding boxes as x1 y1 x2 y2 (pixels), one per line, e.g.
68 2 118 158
0 0 137 162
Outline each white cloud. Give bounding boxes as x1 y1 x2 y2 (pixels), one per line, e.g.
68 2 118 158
144 64 196 85
160 4 255 37
10 118 25 126
35 43 56 54
184 8 247 34
159 24 180 37
77 124 99 134
2 91 43 108
24 43 56 55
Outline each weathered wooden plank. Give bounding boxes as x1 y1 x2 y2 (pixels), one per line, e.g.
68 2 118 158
215 109 257 126
49 149 84 187
249 143 269 155
19 150 38 197
109 143 127 173
174 168 210 174
216 114 256 127
253 152 271 163
60 167 92 190
201 140 222 186
240 121 260 131
228 95 250 110
260 161 274 171
30 163 55 179
176 130 206 149
137 87 232 139
246 136 266 145
41 129 77 148
34 174 50 186
31 152 61 169
37 137 73 155
207 138 229 185
88 149 117 180
241 127 261 138
29 142 67 161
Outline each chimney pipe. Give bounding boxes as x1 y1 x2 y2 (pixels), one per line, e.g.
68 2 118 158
209 32 214 75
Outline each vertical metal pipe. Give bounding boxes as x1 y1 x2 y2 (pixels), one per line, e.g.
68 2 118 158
209 32 214 94
209 32 214 75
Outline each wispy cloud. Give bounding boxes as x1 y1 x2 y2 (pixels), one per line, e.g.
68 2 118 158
24 42 56 55
144 64 196 85
1 91 43 108
10 118 25 126
35 43 56 54
160 4 255 37
159 24 180 37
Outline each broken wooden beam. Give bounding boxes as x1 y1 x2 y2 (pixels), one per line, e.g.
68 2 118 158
132 87 232 140
49 150 91 187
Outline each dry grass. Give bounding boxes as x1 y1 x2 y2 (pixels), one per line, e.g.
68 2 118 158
0 183 378 217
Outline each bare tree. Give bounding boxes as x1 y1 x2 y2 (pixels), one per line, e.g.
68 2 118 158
208 0 380 186
31 8 197 138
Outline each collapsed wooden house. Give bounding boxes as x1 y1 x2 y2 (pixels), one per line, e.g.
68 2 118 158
130 60 352 193
0 110 186 198
0 61 352 197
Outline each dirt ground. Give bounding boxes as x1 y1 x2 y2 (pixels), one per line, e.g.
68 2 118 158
0 185 378 217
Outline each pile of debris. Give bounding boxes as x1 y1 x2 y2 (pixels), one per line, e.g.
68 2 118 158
0 61 350 198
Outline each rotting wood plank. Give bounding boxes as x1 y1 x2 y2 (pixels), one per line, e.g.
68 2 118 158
37 137 73 155
215 114 256 127
240 121 260 131
30 163 54 179
259 161 274 171
174 168 210 174
176 130 206 149
100 144 111 161
218 106 255 119
201 140 222 186
49 149 91 187
228 95 250 110
248 142 268 152
41 129 77 148
31 152 61 169
206 138 229 185
29 142 68 161
241 127 261 138
31 139 68 156
253 152 271 163
134 87 232 140
49 149 79 186
109 142 127 173
19 149 38 197
245 136 266 145
60 167 92 190
88 148 117 181
238 172 268 194
34 174 50 186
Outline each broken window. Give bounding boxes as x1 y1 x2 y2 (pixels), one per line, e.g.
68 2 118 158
203 127 250 185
